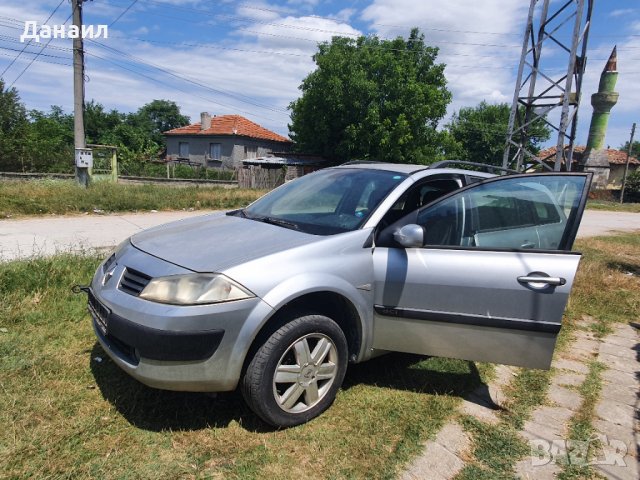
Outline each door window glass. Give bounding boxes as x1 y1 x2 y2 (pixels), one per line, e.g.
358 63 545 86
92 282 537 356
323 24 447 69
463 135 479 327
416 175 586 250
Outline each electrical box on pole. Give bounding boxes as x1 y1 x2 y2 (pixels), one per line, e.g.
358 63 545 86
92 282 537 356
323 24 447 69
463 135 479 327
503 0 594 172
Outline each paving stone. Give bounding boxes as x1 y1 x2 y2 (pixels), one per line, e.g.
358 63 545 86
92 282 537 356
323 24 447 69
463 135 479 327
602 367 637 388
598 353 639 375
612 324 639 339
596 399 637 428
437 423 470 455
596 461 639 480
567 336 600 357
514 457 561 480
606 334 638 349
400 440 463 480
520 420 566 444
459 397 500 424
600 382 639 406
547 385 582 410
599 341 639 360
593 419 639 454
530 406 574 429
553 371 585 387
553 357 590 374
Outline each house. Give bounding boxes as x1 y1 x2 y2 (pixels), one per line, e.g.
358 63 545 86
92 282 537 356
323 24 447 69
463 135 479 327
537 146 639 189
164 113 292 169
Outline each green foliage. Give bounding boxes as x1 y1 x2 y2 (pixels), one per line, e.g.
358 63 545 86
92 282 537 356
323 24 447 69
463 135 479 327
288 28 451 164
624 169 640 197
0 79 29 171
0 88 190 175
620 140 639 159
445 102 551 166
134 99 190 145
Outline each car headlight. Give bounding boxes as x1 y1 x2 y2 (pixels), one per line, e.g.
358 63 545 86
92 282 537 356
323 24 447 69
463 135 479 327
139 273 254 305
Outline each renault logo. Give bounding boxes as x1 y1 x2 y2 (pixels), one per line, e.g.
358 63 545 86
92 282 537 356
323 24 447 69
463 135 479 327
102 265 116 286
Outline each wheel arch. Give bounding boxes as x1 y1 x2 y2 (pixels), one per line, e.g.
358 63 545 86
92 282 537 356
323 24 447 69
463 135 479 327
241 289 365 376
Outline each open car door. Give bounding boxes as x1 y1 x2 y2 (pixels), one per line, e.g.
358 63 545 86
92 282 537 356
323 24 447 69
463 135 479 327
371 173 591 369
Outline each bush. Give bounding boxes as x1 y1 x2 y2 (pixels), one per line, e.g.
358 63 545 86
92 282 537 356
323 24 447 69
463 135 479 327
623 169 640 202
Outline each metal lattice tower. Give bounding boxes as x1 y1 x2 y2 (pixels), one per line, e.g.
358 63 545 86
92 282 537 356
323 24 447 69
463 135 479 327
503 0 594 172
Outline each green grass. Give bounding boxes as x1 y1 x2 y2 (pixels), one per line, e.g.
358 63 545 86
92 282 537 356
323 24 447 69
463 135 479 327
0 255 490 479
558 361 606 480
565 233 640 337
586 200 640 213
0 179 267 217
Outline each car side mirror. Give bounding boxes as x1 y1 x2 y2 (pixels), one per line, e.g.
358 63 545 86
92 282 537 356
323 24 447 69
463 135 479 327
393 224 424 248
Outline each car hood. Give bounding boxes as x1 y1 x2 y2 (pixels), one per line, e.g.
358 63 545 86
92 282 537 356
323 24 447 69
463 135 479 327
130 212 320 272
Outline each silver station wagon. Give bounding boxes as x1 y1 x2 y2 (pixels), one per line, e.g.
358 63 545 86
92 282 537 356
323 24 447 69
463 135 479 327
87 162 591 427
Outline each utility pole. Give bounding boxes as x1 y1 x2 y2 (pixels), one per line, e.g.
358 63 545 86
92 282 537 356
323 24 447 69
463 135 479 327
72 0 89 187
620 123 636 204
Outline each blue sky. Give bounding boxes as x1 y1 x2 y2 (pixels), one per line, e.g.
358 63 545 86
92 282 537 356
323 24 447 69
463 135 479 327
0 0 638 150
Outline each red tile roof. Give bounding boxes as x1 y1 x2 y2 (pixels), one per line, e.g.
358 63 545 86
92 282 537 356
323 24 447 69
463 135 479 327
538 146 639 165
164 115 291 143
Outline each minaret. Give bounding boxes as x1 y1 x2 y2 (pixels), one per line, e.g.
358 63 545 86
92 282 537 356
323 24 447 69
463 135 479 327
581 47 619 189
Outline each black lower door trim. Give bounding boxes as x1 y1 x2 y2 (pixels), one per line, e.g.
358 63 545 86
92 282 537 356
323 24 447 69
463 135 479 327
374 305 561 334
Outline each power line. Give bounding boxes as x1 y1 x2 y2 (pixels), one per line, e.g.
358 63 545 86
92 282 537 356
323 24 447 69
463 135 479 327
0 44 71 60
86 38 289 114
0 47 71 66
109 0 140 27
116 0 640 39
0 0 65 77
8 10 73 88
83 48 287 123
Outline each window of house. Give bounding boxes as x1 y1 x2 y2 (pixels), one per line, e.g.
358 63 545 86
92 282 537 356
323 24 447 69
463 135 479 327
244 145 258 159
210 143 221 161
178 142 189 158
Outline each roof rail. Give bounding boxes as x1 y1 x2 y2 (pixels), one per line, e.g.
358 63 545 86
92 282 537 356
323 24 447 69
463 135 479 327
340 160 384 165
428 160 520 175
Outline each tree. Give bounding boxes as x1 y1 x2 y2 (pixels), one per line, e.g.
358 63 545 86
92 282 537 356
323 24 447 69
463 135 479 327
133 100 190 146
288 28 451 164
445 102 551 166
620 140 640 159
25 107 74 172
0 79 29 171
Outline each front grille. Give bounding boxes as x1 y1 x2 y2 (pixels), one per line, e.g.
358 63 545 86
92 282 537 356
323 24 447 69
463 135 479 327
88 289 110 321
119 267 152 296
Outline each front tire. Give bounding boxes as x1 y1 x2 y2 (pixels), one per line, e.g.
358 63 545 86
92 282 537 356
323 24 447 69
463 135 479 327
241 314 348 427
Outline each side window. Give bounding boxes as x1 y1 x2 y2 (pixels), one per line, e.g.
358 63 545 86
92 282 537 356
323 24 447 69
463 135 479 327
178 142 189 158
209 143 221 161
380 178 461 227
416 175 587 250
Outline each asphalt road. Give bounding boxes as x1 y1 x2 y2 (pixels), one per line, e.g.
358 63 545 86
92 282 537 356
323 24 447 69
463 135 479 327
0 209 638 261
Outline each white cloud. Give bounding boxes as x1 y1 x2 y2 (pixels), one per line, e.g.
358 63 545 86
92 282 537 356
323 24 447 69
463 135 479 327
609 9 636 18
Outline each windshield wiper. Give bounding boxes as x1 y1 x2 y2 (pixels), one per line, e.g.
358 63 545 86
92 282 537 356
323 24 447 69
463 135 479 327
255 216 301 231
227 208 248 218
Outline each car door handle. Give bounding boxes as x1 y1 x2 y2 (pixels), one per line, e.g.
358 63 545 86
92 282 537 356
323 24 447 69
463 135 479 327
517 276 566 286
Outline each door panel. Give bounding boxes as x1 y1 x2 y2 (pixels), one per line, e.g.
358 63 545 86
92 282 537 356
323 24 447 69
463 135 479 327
371 173 591 369
372 248 581 368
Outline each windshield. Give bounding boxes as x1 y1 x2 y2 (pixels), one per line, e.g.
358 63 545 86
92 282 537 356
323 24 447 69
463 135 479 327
235 168 407 235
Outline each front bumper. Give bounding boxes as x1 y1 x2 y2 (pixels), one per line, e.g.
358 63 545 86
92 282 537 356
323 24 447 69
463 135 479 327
89 241 274 392
89 289 224 362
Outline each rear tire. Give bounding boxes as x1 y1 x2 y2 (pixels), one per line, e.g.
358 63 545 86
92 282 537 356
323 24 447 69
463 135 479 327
241 314 348 428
